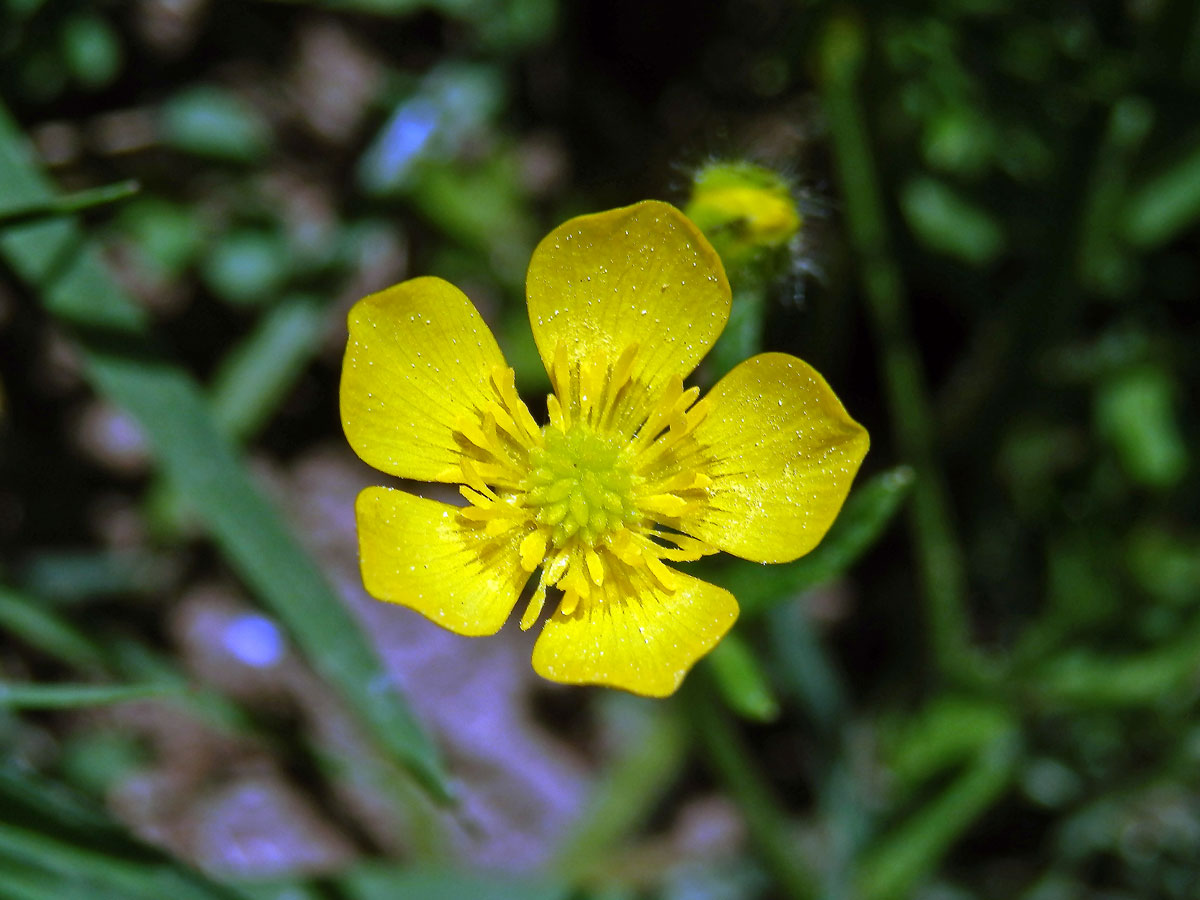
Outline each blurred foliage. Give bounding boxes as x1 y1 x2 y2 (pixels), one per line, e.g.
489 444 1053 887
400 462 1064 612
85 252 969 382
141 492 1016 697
2 0 1200 899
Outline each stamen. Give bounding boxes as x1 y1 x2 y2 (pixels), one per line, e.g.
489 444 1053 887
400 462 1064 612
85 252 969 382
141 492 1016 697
458 487 496 508
459 482 498 504
585 547 605 585
483 400 522 444
456 415 495 456
641 529 715 561
639 493 692 517
579 356 605 424
596 342 640 431
484 517 521 537
551 343 573 426
644 553 679 592
470 460 523 485
547 393 567 432
453 413 527 488
610 343 639 397
459 458 491 495
520 529 548 572
630 375 684 451
490 366 543 446
644 471 712 494
636 395 711 469
520 576 548 630
544 551 571 586
606 528 643 565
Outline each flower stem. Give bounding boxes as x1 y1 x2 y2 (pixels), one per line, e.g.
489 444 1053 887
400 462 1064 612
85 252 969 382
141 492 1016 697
684 678 819 900
818 14 976 682
0 180 139 227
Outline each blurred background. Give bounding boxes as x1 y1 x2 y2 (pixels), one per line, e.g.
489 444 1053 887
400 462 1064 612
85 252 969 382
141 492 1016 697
1 1 1199 898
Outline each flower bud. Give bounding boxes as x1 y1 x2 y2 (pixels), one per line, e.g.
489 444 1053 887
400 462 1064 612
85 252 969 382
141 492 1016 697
684 161 802 277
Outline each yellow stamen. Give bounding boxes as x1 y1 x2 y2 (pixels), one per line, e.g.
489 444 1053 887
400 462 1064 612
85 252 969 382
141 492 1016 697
520 577 548 630
585 547 605 585
520 529 547 572
490 366 543 446
644 554 678 592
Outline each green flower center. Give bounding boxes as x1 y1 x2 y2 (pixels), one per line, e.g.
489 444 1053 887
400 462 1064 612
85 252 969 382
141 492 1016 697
524 424 640 548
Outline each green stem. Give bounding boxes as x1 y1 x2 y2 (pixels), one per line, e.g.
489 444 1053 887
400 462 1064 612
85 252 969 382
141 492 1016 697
858 733 1019 900
552 704 688 881
769 604 870 900
0 180 139 227
818 14 975 682
710 283 768 379
0 823 250 900
684 680 819 900
0 586 109 672
0 682 175 710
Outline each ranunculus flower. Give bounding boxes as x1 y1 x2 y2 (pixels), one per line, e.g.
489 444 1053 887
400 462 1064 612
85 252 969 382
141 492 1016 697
341 200 868 696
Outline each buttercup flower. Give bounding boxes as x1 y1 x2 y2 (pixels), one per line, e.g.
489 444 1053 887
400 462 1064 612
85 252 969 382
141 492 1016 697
341 201 868 697
685 161 802 271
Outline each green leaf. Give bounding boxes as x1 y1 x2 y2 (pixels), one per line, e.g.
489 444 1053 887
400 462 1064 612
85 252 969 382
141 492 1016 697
0 586 108 670
0 823 252 900
553 698 687 880
60 12 123 90
1033 617 1200 708
117 197 206 277
200 229 292 307
0 763 252 900
0 180 138 228
0 761 128 838
0 102 450 803
859 733 1019 900
0 682 174 709
1094 364 1187 489
340 864 570 900
209 294 328 440
883 697 1015 793
18 550 173 605
900 176 1006 265
1124 135 1200 247
706 632 780 722
160 86 271 163
684 680 819 900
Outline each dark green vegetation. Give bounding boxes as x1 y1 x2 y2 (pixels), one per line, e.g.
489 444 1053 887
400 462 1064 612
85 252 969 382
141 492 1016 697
2 1 1199 898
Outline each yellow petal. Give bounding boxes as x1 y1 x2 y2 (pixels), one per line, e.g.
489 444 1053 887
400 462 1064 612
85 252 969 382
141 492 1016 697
341 277 517 482
356 486 531 636
526 201 730 413
531 560 738 697
678 353 869 563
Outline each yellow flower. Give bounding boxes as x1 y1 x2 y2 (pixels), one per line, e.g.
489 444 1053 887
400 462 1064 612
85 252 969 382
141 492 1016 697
340 201 868 697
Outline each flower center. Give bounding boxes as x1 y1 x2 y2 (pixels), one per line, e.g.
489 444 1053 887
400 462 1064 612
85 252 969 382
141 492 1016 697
524 423 639 548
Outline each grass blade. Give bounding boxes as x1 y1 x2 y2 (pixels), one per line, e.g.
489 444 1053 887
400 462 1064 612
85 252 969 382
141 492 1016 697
0 682 175 709
209 293 328 441
0 180 139 227
0 823 251 900
706 632 780 722
0 103 450 802
0 586 108 670
859 733 1019 900
683 678 819 900
819 14 975 681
